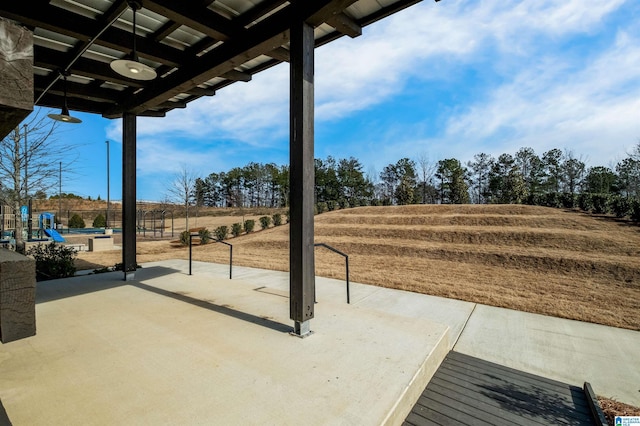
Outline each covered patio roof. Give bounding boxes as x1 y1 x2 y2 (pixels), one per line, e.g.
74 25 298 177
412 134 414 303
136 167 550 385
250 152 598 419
1 0 426 119
1 0 436 336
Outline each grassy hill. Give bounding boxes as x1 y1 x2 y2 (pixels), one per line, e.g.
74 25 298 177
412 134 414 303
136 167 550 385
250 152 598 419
184 204 640 330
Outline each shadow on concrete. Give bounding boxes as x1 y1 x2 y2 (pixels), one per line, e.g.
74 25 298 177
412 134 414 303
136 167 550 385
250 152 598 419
0 399 11 426
131 281 293 334
36 266 182 304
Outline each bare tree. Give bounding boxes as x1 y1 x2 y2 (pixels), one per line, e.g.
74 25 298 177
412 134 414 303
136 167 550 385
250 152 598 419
0 111 78 252
416 153 437 204
166 166 198 231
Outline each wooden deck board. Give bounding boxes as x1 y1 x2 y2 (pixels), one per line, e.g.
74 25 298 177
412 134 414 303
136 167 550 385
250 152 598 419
405 351 597 426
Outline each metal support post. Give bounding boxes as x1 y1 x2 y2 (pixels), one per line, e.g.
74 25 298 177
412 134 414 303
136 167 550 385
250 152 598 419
122 112 137 281
289 19 315 337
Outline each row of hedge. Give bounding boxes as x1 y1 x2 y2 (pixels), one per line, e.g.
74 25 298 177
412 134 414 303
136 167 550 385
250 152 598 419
526 192 640 220
180 213 288 245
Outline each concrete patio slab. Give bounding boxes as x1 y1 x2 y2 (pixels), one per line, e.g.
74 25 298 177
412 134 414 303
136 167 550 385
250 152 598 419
0 260 450 426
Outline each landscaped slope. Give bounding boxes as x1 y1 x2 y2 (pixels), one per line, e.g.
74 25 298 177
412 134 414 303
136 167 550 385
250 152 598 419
179 205 640 330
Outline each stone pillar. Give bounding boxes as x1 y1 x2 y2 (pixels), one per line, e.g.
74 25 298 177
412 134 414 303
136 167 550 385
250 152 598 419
0 18 34 139
0 249 36 343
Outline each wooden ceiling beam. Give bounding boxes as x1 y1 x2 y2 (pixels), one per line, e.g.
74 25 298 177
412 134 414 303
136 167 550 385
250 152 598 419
0 2 187 66
236 0 289 28
34 45 145 88
185 87 216 96
221 70 251 82
38 92 112 115
326 12 362 38
34 75 122 104
108 0 361 115
153 21 182 42
143 0 241 41
266 47 290 62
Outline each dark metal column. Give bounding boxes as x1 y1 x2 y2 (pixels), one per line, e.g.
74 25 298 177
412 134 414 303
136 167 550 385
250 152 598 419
122 112 137 281
289 19 315 337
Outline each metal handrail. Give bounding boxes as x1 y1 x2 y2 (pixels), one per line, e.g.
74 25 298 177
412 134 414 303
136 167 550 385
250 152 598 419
189 233 233 279
314 243 350 304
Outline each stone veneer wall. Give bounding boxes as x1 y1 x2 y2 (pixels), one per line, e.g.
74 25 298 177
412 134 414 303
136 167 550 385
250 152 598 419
0 249 36 343
0 18 34 139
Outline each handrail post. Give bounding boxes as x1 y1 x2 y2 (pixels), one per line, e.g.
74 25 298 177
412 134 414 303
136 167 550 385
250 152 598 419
189 233 193 275
345 255 350 304
229 243 233 279
314 243 350 304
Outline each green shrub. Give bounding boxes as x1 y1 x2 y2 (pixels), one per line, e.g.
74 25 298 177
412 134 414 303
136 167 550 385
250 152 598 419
578 193 594 212
68 213 85 228
326 200 337 211
231 222 243 237
179 230 190 246
214 225 228 241
259 216 272 229
611 196 632 218
244 219 255 233
630 199 640 221
591 194 611 214
27 242 76 281
92 213 106 228
272 213 282 226
198 228 212 244
543 192 562 208
560 193 577 209
316 202 327 214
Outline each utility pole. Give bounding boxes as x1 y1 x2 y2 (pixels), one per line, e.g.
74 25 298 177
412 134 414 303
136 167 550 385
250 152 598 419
106 140 110 229
24 124 31 239
23 124 27 199
58 161 62 229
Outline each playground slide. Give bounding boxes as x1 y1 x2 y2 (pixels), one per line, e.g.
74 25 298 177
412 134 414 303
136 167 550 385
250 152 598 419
43 228 65 243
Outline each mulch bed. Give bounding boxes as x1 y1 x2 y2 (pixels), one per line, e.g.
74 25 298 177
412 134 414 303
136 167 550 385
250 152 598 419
598 397 640 425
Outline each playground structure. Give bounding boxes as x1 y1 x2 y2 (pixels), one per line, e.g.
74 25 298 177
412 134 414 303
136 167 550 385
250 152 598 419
0 205 67 248
1 203 174 250
136 209 174 238
39 212 65 242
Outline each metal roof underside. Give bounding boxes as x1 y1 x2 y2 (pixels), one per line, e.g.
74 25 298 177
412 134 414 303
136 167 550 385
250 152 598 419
0 0 424 119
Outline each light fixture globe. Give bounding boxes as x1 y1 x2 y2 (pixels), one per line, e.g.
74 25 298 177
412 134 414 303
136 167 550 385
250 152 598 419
110 58 156 80
110 0 156 81
48 106 82 124
48 73 82 124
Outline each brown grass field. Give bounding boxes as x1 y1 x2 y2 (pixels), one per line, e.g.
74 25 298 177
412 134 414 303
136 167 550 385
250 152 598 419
73 204 640 332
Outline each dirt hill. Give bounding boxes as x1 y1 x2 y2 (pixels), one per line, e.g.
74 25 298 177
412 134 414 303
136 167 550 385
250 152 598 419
76 204 640 330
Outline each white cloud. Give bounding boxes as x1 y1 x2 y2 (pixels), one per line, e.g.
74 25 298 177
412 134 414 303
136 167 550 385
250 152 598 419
440 27 640 162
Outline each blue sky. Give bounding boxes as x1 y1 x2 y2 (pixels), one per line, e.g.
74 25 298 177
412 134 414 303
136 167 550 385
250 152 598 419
34 0 640 201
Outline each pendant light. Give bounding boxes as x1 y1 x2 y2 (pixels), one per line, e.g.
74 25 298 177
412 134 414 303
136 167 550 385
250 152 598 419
110 1 157 81
48 73 82 124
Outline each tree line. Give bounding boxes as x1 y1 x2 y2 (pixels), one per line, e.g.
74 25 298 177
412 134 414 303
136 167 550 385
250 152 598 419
189 143 640 219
